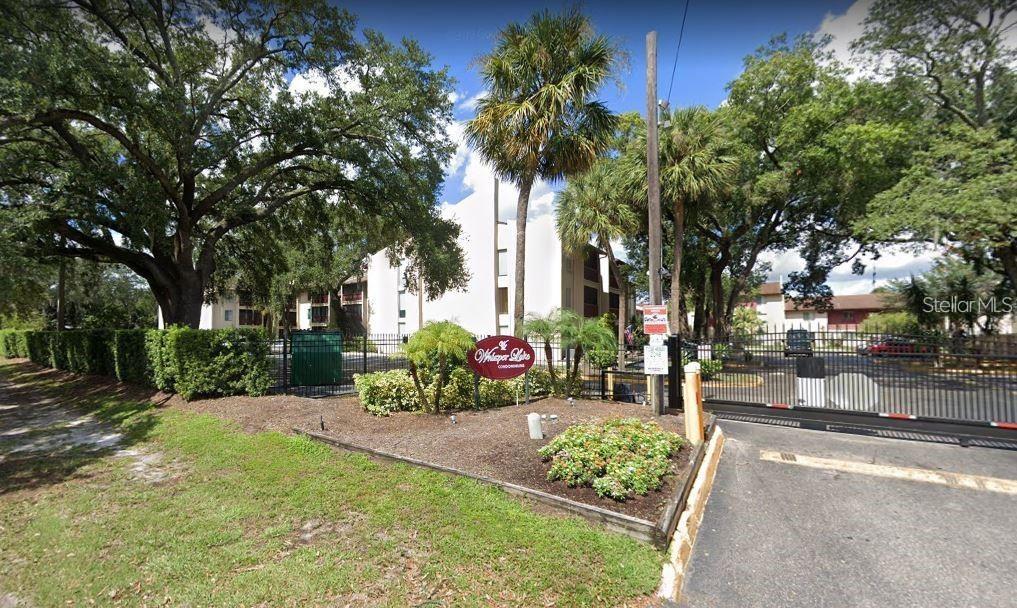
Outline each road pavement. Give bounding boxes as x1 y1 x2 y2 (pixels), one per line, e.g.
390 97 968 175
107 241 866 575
679 420 1017 608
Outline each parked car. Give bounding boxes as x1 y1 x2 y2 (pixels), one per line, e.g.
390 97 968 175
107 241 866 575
859 336 934 357
783 329 814 357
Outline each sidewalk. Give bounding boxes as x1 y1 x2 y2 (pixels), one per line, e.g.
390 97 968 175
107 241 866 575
679 420 1017 608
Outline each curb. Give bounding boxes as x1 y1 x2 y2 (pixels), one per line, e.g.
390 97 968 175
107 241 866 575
656 426 726 603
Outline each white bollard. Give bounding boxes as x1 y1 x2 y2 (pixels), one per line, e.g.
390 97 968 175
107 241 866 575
527 412 543 440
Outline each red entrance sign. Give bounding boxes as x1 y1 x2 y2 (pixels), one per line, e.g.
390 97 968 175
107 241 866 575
642 305 669 335
467 335 535 380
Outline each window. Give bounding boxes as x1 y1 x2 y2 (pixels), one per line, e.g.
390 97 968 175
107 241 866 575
844 311 855 322
239 309 262 326
609 293 620 315
310 292 328 305
583 250 600 282
237 290 253 307
756 296 764 305
803 312 815 321
496 287 508 315
583 286 599 317
311 305 328 324
224 309 233 322
343 304 362 320
398 309 406 319
497 249 508 277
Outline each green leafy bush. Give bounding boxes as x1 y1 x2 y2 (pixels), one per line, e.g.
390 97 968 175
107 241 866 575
353 369 419 416
163 327 271 400
13 327 269 400
0 330 29 358
112 329 151 384
356 367 555 415
538 418 684 501
145 330 173 391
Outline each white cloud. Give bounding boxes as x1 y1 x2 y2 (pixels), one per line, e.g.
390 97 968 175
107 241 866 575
760 244 938 295
457 90 488 112
816 0 873 72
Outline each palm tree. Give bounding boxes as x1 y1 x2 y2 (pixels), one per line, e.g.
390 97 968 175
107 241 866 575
523 308 614 396
466 8 619 335
403 321 475 413
621 107 738 333
555 159 638 368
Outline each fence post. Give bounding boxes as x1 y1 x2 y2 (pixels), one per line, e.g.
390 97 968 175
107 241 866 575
600 369 606 400
668 334 681 410
473 371 481 410
683 362 704 445
282 334 289 395
362 333 368 375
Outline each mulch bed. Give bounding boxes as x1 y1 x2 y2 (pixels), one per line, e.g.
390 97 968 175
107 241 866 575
181 392 693 523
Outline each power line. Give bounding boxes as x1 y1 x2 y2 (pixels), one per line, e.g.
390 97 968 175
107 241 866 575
666 0 691 105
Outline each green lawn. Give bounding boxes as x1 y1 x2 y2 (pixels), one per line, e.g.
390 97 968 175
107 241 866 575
0 362 662 607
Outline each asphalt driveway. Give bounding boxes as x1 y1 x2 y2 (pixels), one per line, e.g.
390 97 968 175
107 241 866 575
679 420 1017 608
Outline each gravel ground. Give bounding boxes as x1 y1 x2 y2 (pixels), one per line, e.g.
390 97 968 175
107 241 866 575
181 393 694 522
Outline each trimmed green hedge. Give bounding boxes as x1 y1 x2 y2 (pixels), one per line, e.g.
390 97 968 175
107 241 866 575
2 327 270 400
0 330 29 358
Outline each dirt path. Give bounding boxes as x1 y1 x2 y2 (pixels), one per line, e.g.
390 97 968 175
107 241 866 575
0 371 171 488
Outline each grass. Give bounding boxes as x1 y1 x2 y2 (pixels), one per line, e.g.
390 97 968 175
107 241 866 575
0 361 663 607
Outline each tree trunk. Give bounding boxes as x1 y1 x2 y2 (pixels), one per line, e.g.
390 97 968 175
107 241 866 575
692 276 707 340
599 238 627 370
669 198 685 334
56 251 66 331
998 243 1017 293
152 266 205 329
708 261 724 340
544 340 557 383
434 353 447 412
617 283 627 370
408 361 431 414
512 173 535 336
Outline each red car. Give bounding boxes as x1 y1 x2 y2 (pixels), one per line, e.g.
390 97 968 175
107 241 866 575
859 337 934 356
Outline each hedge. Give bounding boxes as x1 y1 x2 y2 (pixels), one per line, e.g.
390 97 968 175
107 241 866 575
0 330 29 358
1 327 271 400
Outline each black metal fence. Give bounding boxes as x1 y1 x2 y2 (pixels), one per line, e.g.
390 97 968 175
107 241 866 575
268 332 411 397
688 329 1017 425
267 330 641 399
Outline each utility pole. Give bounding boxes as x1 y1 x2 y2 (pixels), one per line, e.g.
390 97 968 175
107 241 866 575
646 31 665 415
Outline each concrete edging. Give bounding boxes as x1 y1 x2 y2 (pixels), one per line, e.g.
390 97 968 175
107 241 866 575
656 425 726 603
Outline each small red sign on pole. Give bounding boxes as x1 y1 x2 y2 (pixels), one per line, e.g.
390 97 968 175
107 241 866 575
467 336 536 380
642 305 669 335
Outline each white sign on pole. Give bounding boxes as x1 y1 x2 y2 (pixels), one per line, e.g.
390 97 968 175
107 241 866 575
649 334 665 346
644 344 668 375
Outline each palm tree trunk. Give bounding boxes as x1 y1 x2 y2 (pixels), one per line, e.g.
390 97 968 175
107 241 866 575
434 353 447 412
544 340 557 383
599 238 627 370
669 198 686 334
512 173 535 336
408 361 431 413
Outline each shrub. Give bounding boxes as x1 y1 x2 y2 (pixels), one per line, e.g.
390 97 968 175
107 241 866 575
538 418 684 501
356 367 555 415
145 329 173 391
163 327 271 400
113 329 151 384
404 321 476 413
354 369 419 416
0 330 29 358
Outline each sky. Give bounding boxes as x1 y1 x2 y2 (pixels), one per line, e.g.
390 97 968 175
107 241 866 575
332 0 937 294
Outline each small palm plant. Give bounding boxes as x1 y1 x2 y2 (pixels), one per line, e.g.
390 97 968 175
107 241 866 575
403 321 475 413
523 309 615 396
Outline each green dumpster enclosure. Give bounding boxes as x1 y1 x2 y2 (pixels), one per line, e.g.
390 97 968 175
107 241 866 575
290 332 343 386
